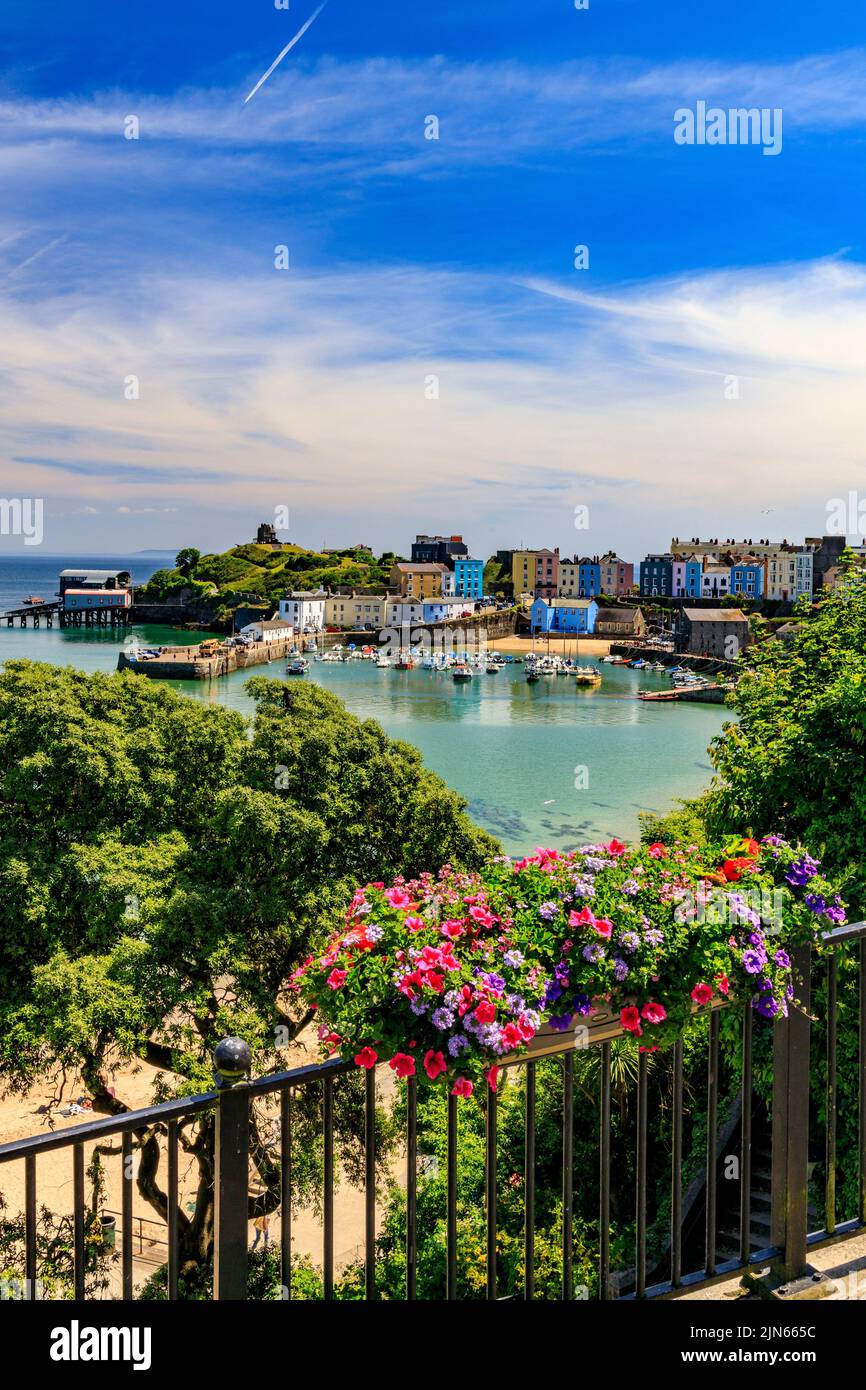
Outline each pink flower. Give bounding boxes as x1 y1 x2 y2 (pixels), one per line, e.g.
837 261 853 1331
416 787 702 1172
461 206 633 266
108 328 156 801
641 1001 666 1025
423 1049 447 1080
691 982 714 1006
354 1047 378 1070
326 969 347 990
451 1077 474 1097
569 906 596 928
486 1066 499 1092
386 888 412 909
388 1053 416 1078
716 975 730 996
647 842 667 859
607 839 628 857
594 918 614 939
441 920 465 938
474 1000 497 1025
469 905 496 928
620 1006 643 1036
404 915 426 932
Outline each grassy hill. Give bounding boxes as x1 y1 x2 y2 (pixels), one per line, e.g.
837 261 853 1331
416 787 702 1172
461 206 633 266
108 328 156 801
137 543 402 610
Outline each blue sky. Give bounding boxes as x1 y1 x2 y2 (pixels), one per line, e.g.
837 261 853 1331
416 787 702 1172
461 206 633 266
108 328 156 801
2 1 866 558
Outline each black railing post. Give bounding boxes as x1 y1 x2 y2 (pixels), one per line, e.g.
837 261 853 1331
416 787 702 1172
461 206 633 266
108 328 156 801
770 945 811 1283
213 1037 252 1301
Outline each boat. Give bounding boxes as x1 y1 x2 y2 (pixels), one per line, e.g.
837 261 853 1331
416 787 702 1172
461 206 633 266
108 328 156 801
286 659 308 676
574 665 602 687
395 650 415 670
23 595 45 606
303 638 317 653
452 664 473 682
376 654 391 669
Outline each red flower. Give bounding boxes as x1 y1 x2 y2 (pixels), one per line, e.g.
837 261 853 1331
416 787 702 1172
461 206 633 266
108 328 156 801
354 1047 378 1070
326 969 347 990
641 1001 667 1024
569 907 595 928
501 1022 524 1049
593 918 614 939
441 920 465 938
740 838 760 857
486 1066 499 1092
388 1053 416 1078
607 839 628 857
474 1000 497 1024
386 888 411 908
423 1049 447 1080
716 975 730 996
647 842 668 859
620 1006 643 1036
425 970 445 994
691 982 714 1006
451 1077 474 1097
722 857 755 882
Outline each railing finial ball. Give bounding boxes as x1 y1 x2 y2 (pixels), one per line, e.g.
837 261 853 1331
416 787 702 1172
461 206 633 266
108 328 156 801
213 1037 252 1087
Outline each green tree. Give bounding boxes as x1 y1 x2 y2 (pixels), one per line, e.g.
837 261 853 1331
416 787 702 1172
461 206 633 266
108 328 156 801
0 661 497 1275
175 548 201 578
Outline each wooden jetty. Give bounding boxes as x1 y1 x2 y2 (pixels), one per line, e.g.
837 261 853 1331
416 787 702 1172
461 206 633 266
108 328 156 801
1 602 131 629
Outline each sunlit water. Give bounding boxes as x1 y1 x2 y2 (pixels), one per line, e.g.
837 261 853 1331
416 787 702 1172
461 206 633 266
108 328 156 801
0 559 727 853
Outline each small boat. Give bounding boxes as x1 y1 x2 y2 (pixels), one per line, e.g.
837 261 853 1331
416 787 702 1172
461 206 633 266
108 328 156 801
23 595 45 606
452 664 473 682
395 651 415 670
303 639 317 653
287 659 308 676
574 665 602 687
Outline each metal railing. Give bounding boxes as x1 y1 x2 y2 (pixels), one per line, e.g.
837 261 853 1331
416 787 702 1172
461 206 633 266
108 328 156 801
1 924 864 1301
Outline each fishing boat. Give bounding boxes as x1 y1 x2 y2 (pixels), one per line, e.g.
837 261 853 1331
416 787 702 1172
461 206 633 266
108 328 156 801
286 659 308 676
23 595 45 606
452 663 473 682
395 649 416 670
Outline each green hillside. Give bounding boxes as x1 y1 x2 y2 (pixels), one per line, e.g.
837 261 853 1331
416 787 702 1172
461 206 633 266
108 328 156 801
138 543 402 609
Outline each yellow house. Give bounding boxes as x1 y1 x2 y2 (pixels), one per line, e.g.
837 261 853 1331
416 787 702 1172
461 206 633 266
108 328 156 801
511 549 559 599
324 593 389 630
390 562 447 599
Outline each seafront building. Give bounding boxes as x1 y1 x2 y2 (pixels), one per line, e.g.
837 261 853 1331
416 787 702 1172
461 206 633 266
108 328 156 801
530 596 599 635
390 561 448 599
278 591 327 632
512 549 560 600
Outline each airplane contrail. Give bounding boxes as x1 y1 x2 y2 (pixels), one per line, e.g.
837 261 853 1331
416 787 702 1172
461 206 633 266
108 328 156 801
244 2 328 104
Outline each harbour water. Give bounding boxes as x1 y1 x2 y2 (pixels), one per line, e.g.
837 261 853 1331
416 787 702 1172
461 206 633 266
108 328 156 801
0 553 728 853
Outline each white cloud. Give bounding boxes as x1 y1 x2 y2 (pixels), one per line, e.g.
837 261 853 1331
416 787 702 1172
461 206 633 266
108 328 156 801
0 256 863 554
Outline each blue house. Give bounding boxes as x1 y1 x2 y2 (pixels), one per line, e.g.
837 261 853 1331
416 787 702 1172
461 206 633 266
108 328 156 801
578 557 602 598
731 561 764 599
451 556 484 600
685 559 703 598
531 598 599 635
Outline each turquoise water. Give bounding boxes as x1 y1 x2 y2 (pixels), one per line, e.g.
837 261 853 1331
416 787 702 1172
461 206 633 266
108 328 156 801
0 621 727 854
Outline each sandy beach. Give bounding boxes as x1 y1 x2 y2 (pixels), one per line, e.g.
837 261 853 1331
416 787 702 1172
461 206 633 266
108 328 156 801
484 633 612 657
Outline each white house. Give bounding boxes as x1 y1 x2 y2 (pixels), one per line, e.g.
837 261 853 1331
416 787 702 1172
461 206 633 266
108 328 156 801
239 617 294 645
278 591 327 632
385 599 425 627
422 597 476 624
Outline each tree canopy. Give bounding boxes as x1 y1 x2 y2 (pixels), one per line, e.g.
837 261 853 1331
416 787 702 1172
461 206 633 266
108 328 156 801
0 661 497 1267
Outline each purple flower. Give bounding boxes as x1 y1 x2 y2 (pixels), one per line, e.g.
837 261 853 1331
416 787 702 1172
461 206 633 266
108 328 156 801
538 901 559 921
432 1007 455 1030
572 994 592 1016
743 949 765 975
549 1013 575 1032
503 950 524 967
645 928 664 946
613 957 630 982
755 995 779 1018
582 943 604 963
448 1034 470 1057
804 894 826 915
619 931 640 954
554 962 570 983
773 950 791 969
365 924 384 942
544 980 564 1004
409 998 429 1016
621 880 640 896
825 904 847 924
786 855 819 887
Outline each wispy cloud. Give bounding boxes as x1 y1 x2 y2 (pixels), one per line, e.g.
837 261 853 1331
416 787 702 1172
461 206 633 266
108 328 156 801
1 256 864 552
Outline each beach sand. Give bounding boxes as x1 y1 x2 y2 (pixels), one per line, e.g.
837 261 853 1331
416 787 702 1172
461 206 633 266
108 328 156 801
484 634 612 657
